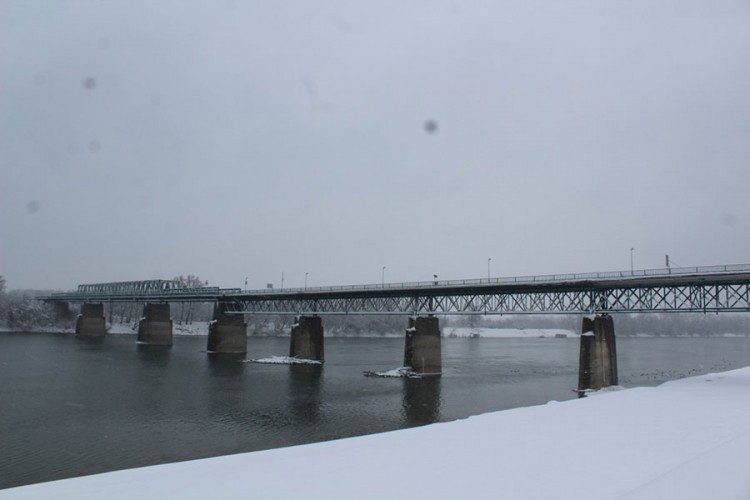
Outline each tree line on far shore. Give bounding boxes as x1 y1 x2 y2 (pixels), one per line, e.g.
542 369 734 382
441 313 750 337
1 274 749 336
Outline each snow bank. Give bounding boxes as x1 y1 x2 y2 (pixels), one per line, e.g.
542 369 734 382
0 326 71 333
445 327 574 338
107 323 136 334
107 322 209 336
172 322 209 336
5 368 750 499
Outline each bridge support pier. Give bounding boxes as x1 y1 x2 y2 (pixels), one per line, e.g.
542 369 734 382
289 316 324 361
404 317 442 375
578 314 618 392
207 303 247 354
76 303 106 337
137 303 173 346
52 301 71 321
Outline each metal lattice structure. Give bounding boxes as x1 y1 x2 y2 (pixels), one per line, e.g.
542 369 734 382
39 265 750 315
44 280 241 302
220 274 750 316
76 280 183 294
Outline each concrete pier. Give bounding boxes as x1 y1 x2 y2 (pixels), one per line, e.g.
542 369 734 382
404 316 442 375
289 316 324 361
207 303 247 354
137 303 173 346
578 314 618 391
75 303 106 337
52 301 71 321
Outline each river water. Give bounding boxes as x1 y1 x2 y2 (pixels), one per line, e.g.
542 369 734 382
1 332 749 489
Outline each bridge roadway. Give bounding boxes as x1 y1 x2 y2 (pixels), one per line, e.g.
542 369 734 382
42 263 750 315
39 263 750 390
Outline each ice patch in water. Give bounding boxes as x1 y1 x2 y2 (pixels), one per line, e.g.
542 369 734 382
363 367 422 378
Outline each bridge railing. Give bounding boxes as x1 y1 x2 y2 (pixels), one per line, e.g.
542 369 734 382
42 264 750 300
45 287 242 300
235 263 750 295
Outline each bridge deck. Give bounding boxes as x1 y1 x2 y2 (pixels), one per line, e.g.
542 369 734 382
38 264 750 315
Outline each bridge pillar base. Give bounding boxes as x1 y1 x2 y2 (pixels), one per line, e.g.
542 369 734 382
404 317 442 375
52 301 70 319
137 303 173 346
207 304 247 354
76 303 106 337
289 316 324 361
578 314 618 392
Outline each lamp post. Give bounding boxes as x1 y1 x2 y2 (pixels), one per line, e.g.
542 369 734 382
305 272 309 290
487 257 492 281
244 277 248 292
382 266 386 287
630 247 635 274
281 271 284 290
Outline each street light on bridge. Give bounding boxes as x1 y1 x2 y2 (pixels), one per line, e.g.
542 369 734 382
630 247 635 274
382 266 386 287
487 257 492 281
305 272 309 290
244 276 248 292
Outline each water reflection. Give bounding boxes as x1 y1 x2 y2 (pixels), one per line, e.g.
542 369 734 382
206 352 247 371
135 343 172 363
74 335 107 349
205 353 247 422
402 376 441 425
287 364 323 423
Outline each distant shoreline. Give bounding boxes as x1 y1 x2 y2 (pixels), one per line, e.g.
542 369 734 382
1 324 748 339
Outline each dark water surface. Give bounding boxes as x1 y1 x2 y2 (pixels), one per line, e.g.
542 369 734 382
2 332 749 489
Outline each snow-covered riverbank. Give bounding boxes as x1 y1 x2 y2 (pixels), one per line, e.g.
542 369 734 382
444 326 574 338
5 366 750 499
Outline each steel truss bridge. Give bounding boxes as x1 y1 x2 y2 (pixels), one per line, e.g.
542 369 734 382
40 264 750 316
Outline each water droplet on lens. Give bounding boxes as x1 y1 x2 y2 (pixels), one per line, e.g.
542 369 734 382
26 201 40 214
83 77 97 90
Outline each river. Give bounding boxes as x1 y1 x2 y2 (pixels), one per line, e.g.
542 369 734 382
1 332 749 489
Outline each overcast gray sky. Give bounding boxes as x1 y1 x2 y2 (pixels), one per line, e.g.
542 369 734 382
2 0 750 290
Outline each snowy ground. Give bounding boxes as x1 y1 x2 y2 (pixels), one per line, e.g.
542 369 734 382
5 367 750 499
0 325 71 333
108 322 209 335
445 327 574 338
4 324 746 339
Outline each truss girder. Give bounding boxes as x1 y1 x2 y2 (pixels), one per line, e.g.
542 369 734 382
76 280 183 294
218 283 750 315
45 278 750 315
